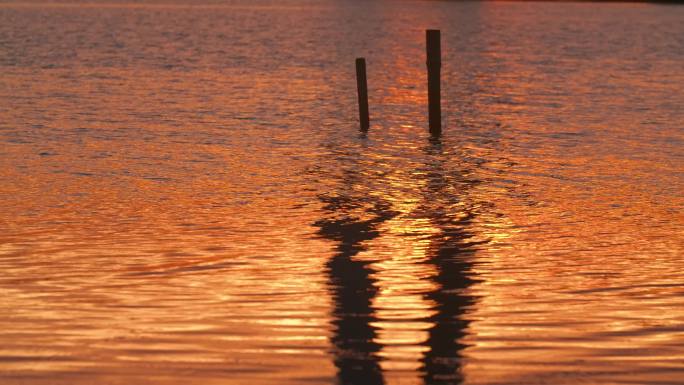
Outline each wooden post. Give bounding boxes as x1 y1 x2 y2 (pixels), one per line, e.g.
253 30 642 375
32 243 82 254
426 30 441 136
356 57 370 131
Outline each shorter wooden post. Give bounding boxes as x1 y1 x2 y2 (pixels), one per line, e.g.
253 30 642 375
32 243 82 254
426 30 441 136
356 58 370 131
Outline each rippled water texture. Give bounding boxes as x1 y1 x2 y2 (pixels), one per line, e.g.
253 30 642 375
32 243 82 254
1 1 683 384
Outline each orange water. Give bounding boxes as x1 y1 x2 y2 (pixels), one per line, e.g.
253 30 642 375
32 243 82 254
1 1 683 384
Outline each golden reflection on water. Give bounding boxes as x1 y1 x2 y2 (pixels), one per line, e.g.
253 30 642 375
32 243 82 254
315 121 490 384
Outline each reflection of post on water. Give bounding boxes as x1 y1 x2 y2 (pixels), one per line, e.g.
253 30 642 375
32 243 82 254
313 135 487 385
419 139 482 385
420 221 479 385
313 151 397 385
368 137 483 385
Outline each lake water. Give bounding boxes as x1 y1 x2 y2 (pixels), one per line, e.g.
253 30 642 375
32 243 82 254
1 1 683 384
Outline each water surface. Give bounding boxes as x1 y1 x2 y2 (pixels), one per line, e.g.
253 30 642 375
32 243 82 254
1 1 683 384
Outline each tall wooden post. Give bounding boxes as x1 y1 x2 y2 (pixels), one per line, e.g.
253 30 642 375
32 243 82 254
356 58 370 131
426 30 441 136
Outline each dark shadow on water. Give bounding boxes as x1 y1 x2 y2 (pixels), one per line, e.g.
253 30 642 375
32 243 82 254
313 137 485 385
314 160 398 385
419 139 483 385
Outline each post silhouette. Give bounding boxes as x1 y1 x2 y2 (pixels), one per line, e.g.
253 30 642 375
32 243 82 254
356 57 370 131
426 30 441 136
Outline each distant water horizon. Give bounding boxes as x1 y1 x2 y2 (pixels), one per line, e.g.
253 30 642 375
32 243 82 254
1 0 684 5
